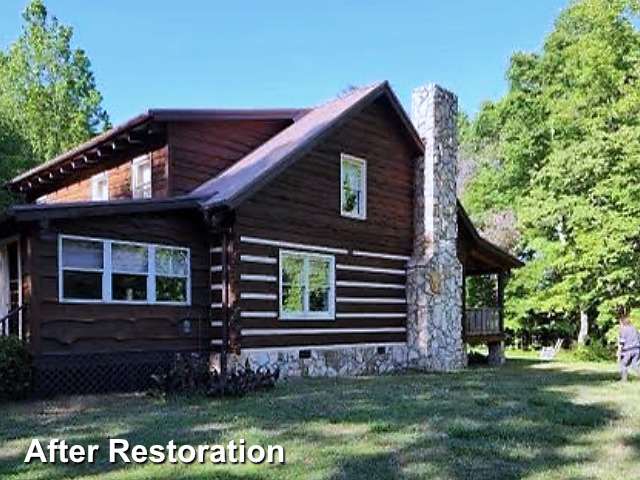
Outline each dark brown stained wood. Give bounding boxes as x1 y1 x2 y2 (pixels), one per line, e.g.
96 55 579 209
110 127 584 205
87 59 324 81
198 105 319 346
234 97 414 349
168 119 292 196
235 103 415 253
38 145 168 204
241 331 406 349
240 317 406 329
335 270 406 284
239 241 409 271
30 211 211 354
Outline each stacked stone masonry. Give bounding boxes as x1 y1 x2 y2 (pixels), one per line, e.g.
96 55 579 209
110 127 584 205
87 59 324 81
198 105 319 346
231 345 409 377
406 83 466 371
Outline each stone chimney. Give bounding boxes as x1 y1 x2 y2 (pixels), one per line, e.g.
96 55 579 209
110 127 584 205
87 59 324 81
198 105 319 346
406 84 466 371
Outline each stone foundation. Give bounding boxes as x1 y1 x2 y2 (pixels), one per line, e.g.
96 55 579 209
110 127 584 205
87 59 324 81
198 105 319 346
230 344 409 378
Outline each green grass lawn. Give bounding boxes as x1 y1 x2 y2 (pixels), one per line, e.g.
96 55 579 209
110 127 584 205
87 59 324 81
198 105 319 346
1 358 638 480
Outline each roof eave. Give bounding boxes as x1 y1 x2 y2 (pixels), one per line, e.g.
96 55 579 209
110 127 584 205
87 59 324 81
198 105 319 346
9 112 153 186
9 197 203 222
457 201 524 270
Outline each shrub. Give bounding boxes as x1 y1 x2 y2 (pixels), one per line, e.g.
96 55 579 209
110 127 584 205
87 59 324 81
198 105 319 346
0 336 30 400
569 340 614 363
151 354 280 397
206 363 280 397
151 352 210 395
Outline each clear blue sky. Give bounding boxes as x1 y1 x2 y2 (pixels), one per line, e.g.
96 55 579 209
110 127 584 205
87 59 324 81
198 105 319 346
0 0 569 125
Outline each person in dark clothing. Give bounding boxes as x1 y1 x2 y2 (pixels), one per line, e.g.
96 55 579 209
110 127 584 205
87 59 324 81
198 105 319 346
618 313 640 382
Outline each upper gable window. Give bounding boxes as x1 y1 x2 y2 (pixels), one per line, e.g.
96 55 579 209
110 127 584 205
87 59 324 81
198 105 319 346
340 154 367 220
132 155 152 199
91 172 109 201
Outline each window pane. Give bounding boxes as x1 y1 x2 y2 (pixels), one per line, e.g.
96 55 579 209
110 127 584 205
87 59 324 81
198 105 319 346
156 276 187 302
309 257 331 313
342 160 363 215
155 247 188 276
281 254 304 314
133 159 152 199
63 271 102 299
62 239 103 269
112 274 147 301
112 243 148 273
92 175 108 201
142 164 152 183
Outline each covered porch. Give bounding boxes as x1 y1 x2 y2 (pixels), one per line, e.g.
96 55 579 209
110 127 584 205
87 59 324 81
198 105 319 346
457 205 523 361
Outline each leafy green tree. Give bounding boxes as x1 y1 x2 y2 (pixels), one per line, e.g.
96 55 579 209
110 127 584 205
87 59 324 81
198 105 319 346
0 110 33 207
461 0 640 343
0 1 109 164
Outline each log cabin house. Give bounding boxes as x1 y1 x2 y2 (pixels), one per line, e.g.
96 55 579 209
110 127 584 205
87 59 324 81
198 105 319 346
0 81 521 394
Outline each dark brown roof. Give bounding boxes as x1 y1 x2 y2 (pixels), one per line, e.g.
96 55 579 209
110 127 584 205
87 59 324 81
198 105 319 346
9 196 201 222
193 81 424 208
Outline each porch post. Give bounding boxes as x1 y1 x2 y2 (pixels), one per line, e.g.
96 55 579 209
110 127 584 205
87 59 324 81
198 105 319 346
487 272 506 365
497 272 505 333
461 268 467 342
0 243 8 336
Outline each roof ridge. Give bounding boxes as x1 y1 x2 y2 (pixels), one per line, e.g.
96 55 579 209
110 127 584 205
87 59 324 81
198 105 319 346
311 81 387 110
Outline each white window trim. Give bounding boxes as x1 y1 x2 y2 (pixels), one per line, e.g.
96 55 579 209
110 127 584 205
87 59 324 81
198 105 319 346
58 234 191 305
131 155 152 199
340 153 367 220
91 172 109 201
278 249 335 321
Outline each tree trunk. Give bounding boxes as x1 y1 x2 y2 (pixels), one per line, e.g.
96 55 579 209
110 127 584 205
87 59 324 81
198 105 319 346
578 310 589 344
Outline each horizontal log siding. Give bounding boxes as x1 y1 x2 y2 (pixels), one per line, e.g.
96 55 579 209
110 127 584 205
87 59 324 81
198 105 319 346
235 98 414 349
168 119 291 195
37 145 168 203
32 211 211 354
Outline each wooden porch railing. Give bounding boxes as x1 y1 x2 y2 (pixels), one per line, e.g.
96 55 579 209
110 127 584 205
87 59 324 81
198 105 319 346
0 304 25 338
464 307 501 336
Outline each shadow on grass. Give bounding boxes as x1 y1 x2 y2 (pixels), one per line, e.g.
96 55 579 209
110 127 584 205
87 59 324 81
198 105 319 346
626 432 640 458
0 358 621 480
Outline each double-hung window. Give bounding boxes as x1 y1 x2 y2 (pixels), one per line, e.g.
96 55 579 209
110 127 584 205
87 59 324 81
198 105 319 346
155 247 190 302
59 235 190 304
60 238 104 300
132 155 152 199
91 172 109 201
111 242 149 301
340 154 367 219
279 250 335 320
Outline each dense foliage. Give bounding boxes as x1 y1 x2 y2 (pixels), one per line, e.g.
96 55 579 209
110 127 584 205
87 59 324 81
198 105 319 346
461 0 640 345
0 336 30 400
0 1 109 206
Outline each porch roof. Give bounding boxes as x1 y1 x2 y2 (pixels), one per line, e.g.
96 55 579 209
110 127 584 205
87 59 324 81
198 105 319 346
457 203 523 275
